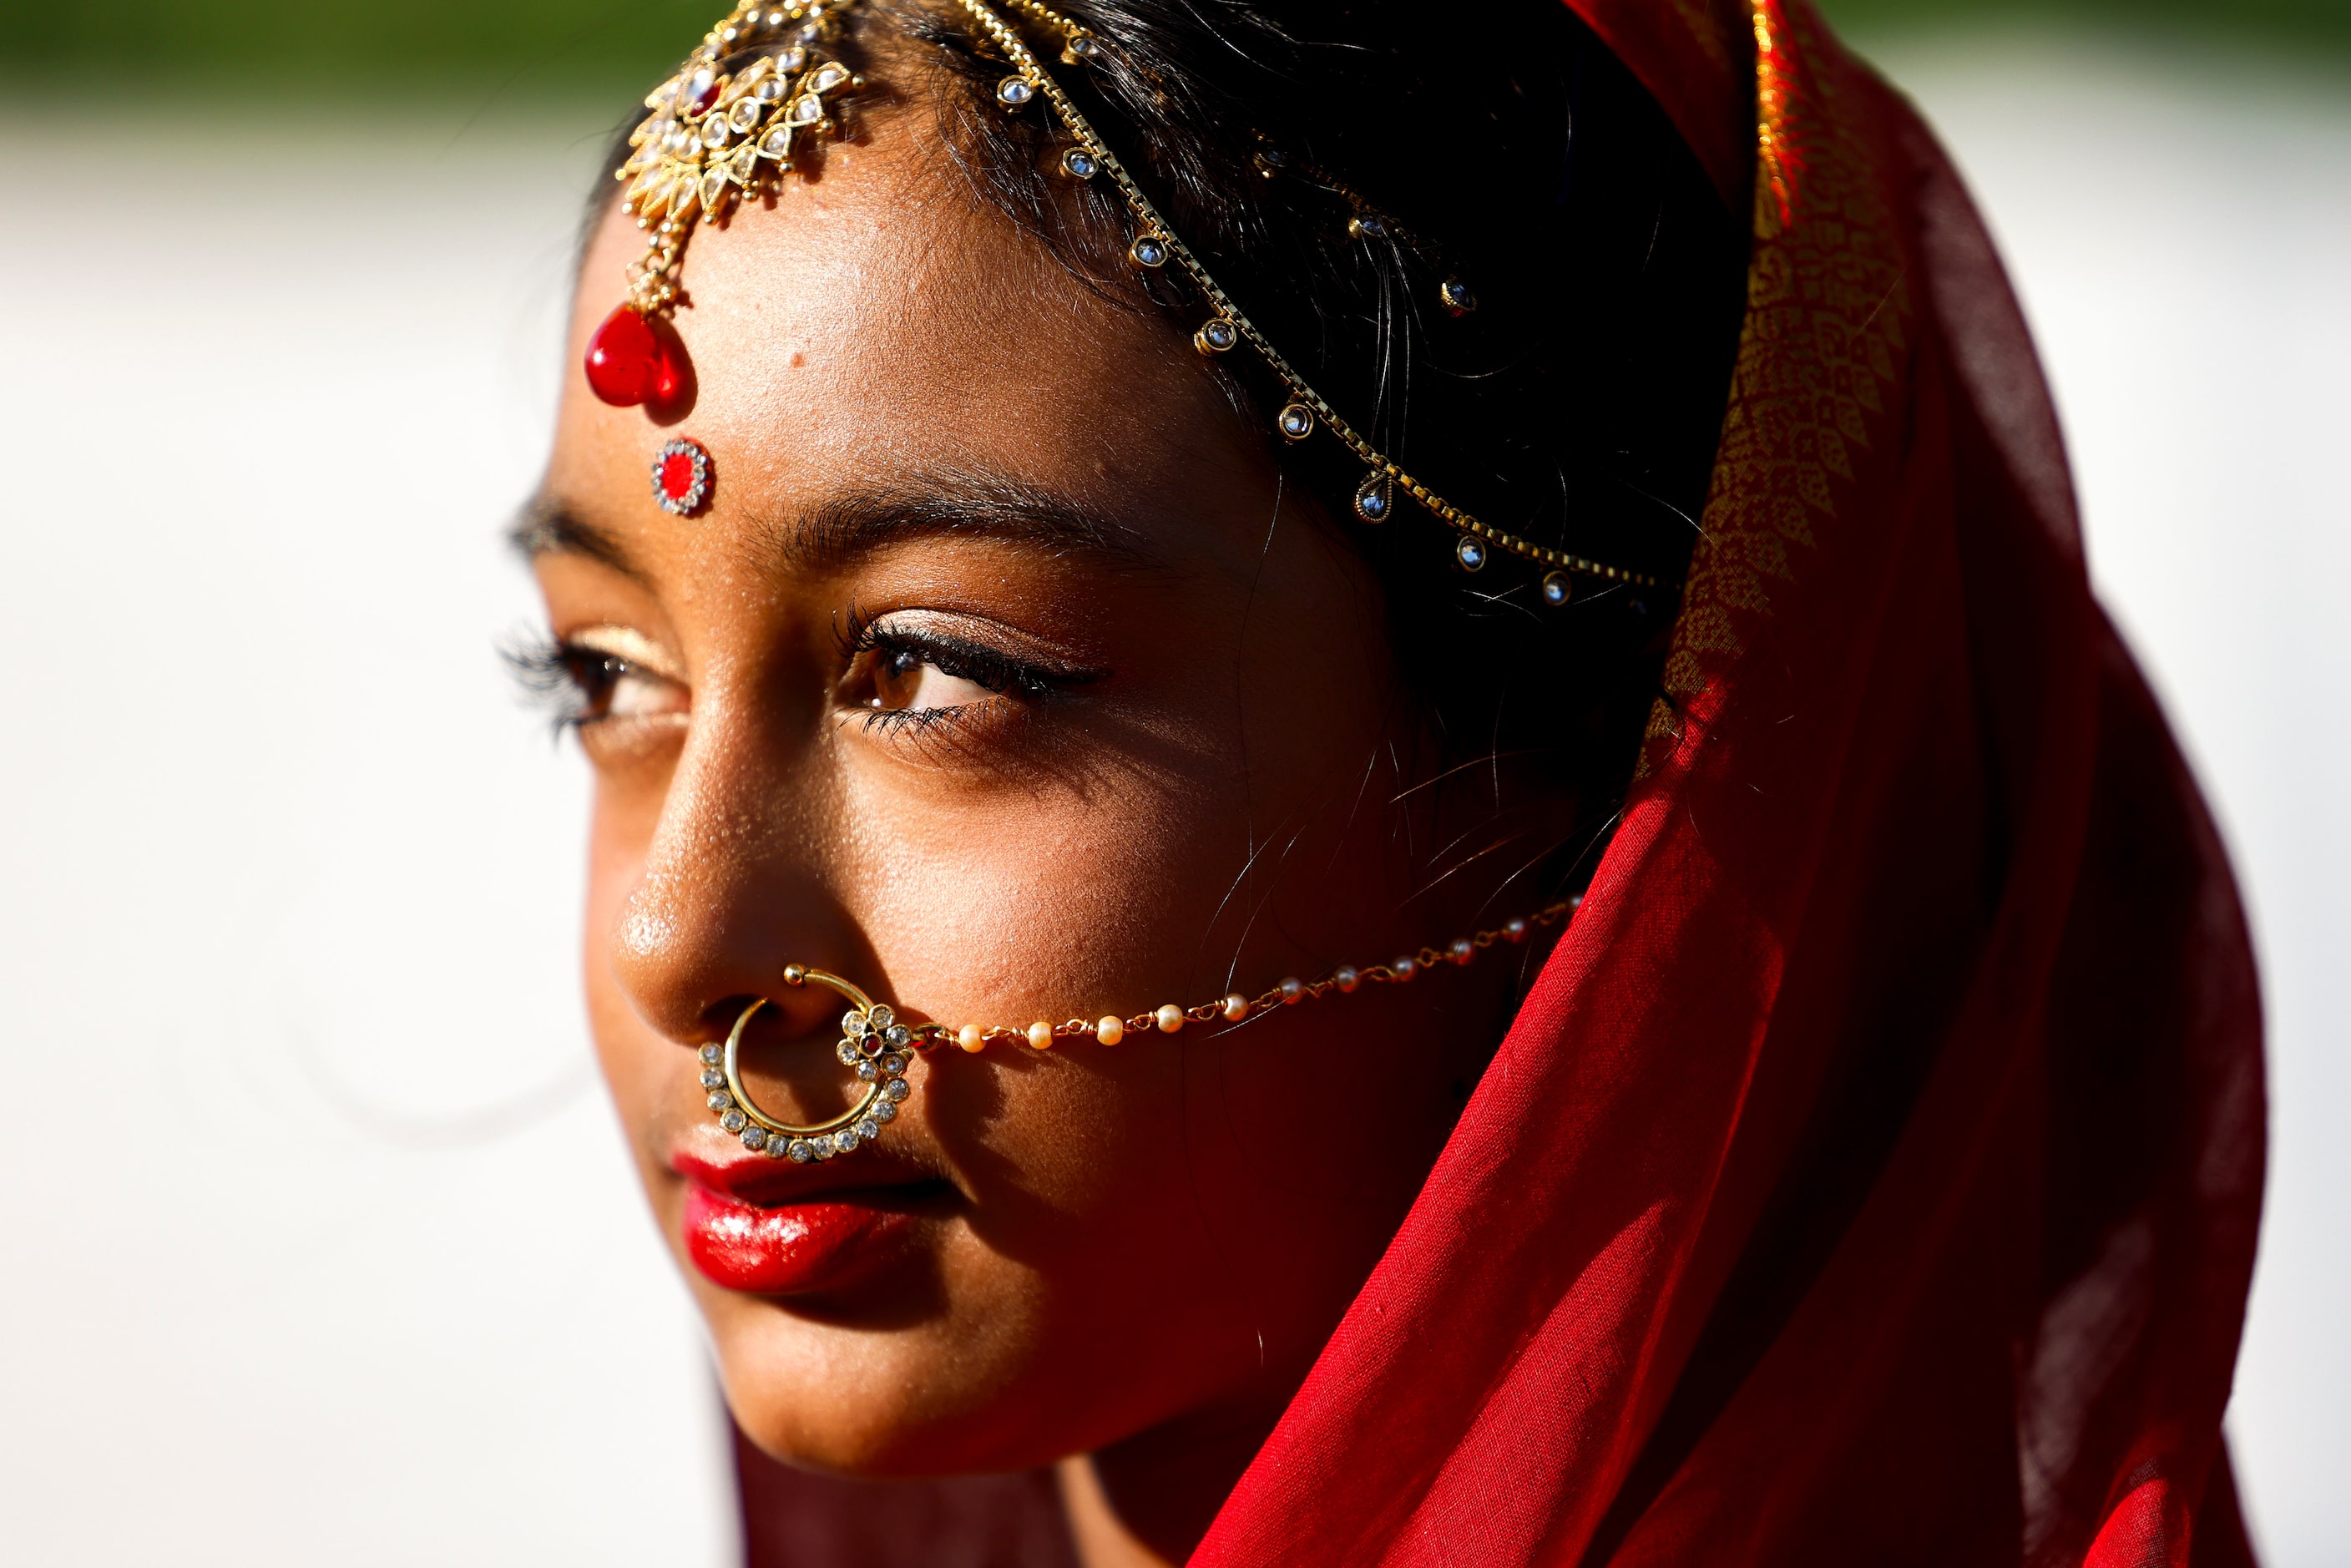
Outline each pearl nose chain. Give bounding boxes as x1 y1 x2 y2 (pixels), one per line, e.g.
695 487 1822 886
699 898 1578 1163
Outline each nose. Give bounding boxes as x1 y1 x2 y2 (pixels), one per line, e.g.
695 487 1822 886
605 703 853 1049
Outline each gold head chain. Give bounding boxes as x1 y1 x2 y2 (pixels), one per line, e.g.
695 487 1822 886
604 0 1664 596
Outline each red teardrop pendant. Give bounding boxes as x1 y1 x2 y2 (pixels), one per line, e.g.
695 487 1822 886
584 304 685 407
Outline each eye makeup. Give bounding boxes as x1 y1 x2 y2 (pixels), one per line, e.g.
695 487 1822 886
833 604 1103 740
508 623 690 736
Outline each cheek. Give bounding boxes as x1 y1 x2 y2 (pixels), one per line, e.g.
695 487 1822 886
865 799 1188 1003
899 988 1469 1445
581 781 668 1137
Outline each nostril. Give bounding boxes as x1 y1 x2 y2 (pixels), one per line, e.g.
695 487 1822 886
608 865 849 1050
695 992 772 1047
699 981 852 1048
718 998 874 1127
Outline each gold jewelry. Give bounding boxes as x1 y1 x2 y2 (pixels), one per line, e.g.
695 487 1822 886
584 4 866 408
614 3 864 315
701 898 1578 1161
594 0 1661 592
1252 139 1478 320
700 969 916 1160
958 0 1659 589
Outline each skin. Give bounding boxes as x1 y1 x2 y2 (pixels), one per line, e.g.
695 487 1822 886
527 83 1562 1564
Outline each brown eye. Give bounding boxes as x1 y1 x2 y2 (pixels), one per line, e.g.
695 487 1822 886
850 645 998 716
872 647 927 710
513 626 689 736
598 658 688 721
832 614 1102 744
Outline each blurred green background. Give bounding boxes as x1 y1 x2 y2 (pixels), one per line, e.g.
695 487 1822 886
0 0 2343 95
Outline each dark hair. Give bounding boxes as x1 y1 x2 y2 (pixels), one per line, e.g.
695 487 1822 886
597 0 1747 898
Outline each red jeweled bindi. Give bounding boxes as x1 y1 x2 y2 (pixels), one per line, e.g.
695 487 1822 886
585 305 685 408
651 438 713 515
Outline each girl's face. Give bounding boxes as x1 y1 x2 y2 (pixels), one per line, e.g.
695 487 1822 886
529 119 1536 1497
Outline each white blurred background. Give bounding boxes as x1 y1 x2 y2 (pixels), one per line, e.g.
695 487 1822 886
2 23 2344 1566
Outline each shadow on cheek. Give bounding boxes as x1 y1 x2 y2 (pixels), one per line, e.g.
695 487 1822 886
923 1047 1100 1262
1181 1014 1459 1214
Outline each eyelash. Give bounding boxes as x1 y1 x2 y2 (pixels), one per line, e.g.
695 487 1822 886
505 637 635 734
836 605 1090 736
505 616 1096 740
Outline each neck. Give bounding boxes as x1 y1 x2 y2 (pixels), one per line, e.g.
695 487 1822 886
1057 1399 1287 1567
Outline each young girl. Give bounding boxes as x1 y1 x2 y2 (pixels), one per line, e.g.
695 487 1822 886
518 2 2263 1560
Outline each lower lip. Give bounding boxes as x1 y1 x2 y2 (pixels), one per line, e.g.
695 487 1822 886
682 1184 915 1296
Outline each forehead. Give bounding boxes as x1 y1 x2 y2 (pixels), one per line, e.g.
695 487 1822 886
551 117 1275 574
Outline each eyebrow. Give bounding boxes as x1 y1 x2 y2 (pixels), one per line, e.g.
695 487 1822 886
776 469 1166 579
510 469 1166 582
508 495 644 579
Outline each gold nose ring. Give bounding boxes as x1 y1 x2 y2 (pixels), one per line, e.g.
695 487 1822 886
696 966 916 1163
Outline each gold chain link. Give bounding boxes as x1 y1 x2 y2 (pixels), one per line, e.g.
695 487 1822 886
952 0 1663 589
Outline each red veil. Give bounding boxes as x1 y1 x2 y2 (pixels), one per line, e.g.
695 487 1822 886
1190 0 2266 1562
733 2 2266 1560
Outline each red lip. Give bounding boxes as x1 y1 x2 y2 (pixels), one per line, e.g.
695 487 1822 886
674 1152 929 1296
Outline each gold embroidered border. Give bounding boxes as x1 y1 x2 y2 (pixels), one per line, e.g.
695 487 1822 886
1640 0 1910 775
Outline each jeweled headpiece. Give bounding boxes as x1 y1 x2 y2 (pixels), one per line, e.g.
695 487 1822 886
582 3 867 407
584 0 1662 596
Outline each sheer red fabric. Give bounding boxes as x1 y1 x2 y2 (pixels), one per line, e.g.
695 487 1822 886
1191 2 2266 1563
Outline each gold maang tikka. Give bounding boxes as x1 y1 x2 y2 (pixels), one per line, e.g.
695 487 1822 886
581 3 868 407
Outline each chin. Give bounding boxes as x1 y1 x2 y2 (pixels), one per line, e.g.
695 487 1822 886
709 1313 1056 1479
682 1229 1054 1479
